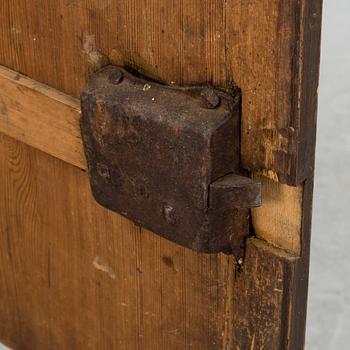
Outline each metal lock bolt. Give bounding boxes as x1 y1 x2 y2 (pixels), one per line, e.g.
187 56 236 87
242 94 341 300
80 66 261 257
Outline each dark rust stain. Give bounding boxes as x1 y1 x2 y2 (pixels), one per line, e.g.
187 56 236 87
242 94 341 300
80 66 262 257
162 256 174 268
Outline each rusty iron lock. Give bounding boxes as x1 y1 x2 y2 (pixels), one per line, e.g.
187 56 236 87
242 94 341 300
80 66 261 258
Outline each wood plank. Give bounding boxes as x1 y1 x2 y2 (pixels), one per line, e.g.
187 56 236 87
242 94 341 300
0 61 315 347
252 175 303 255
0 0 322 185
0 66 84 169
0 134 234 350
228 0 322 185
0 134 303 350
0 0 322 347
0 64 303 256
232 239 298 349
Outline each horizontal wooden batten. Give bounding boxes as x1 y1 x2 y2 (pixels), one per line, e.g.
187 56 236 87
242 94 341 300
0 65 85 169
0 64 302 256
0 0 322 187
0 0 321 347
0 134 301 350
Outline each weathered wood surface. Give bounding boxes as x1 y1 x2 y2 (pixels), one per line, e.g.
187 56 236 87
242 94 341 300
0 135 300 350
0 0 322 185
252 175 303 255
0 64 302 257
0 0 322 348
0 66 83 169
232 239 298 349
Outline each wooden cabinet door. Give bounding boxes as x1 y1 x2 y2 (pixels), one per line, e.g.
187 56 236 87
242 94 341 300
0 1 322 349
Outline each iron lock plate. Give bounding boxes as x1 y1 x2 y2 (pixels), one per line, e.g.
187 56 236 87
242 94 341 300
80 66 261 256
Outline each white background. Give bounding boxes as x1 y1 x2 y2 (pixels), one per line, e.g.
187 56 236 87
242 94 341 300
306 0 350 348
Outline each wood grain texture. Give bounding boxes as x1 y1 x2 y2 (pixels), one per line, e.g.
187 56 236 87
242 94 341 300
0 0 323 348
0 66 84 169
0 134 234 350
0 134 303 350
252 175 303 255
228 0 323 185
0 64 302 256
0 0 323 184
232 239 299 349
